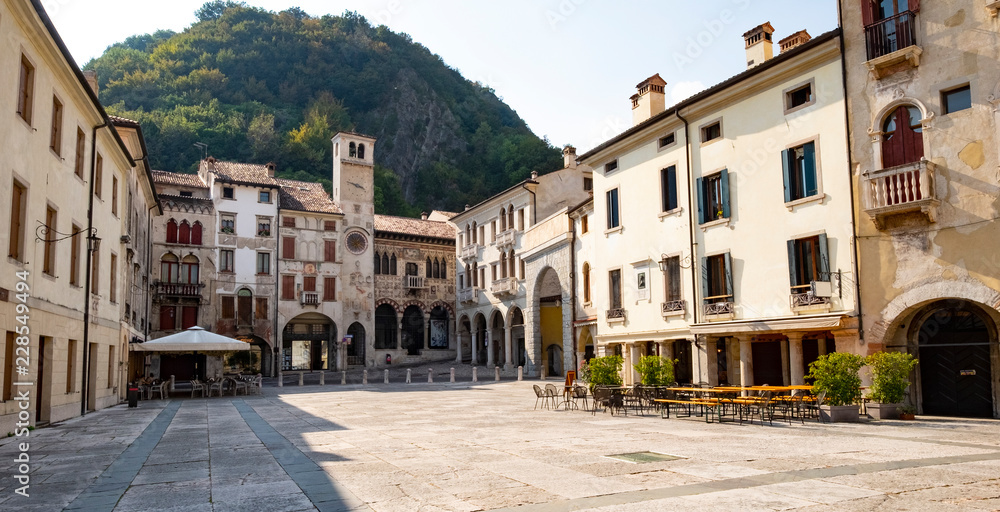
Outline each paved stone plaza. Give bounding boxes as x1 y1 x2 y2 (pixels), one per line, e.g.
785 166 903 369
0 380 998 512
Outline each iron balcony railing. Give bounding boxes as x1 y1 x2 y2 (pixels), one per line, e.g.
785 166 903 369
865 11 917 61
790 292 831 309
606 308 626 321
661 300 686 315
704 301 735 316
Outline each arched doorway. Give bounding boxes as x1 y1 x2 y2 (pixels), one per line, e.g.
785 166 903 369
881 105 923 168
536 268 564 377
915 300 995 417
459 315 472 363
429 306 449 349
282 314 337 371
346 322 366 366
509 308 525 368
374 304 398 349
490 311 505 367
577 326 594 369
402 306 424 356
474 314 487 365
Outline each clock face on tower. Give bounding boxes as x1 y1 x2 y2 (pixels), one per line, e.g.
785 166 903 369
345 231 368 255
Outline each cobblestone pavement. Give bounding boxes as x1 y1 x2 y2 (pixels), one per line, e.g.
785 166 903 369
0 379 998 511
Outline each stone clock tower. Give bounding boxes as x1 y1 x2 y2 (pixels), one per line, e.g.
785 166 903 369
332 132 376 367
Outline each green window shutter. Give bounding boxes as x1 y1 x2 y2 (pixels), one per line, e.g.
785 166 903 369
700 256 709 302
720 169 731 219
803 142 818 197
695 177 705 224
723 252 733 297
787 240 798 287
781 148 793 203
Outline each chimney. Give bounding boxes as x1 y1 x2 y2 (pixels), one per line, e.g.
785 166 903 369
530 171 539 180
743 22 775 69
421 211 428 220
265 162 276 178
206 156 217 170
562 146 577 169
631 73 667 126
779 30 811 53
83 70 99 98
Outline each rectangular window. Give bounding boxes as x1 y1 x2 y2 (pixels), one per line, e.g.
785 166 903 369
282 217 296 227
112 176 119 216
479 267 486 288
43 207 57 275
9 181 26 261
255 298 268 319
491 220 497 242
179 191 193 197
702 253 733 304
50 96 63 155
583 177 593 191
222 187 234 199
220 213 235 234
323 277 336 301
256 252 271 274
696 170 730 224
581 214 588 234
658 133 676 149
303 276 316 292
220 249 234 272
606 188 620 229
604 160 618 173
491 263 497 282
94 153 103 199
17 55 35 124
943 85 971 114
282 237 295 260
701 121 722 143
324 240 336 262
259 190 271 203
517 209 525 230
785 83 814 112
4 333 16 400
257 217 271 237
787 234 830 292
70 223 82 285
324 220 337 231
660 166 678 212
91 249 100 295
663 256 681 302
75 128 86 178
519 258 525 280
609 269 622 310
221 296 235 319
107 345 115 389
109 253 117 303
782 142 818 202
66 339 77 393
281 275 295 300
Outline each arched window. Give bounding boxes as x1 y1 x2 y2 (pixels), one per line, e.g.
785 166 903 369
465 264 471 288
441 260 447 278
180 255 200 284
349 142 357 158
160 254 179 283
582 262 591 303
178 221 191 245
499 208 507 231
465 224 471 246
166 219 178 244
357 143 366 159
433 259 440 279
472 262 478 287
374 252 382 274
382 253 390 275
390 254 397 275
191 222 203 246
508 204 514 231
426 257 433 278
471 222 477 244
237 289 253 326
500 252 507 278
508 250 516 278
882 105 924 168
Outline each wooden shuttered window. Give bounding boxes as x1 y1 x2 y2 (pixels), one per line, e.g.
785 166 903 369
323 277 336 301
281 275 295 300
324 240 336 262
303 276 316 292
221 296 235 319
282 236 295 259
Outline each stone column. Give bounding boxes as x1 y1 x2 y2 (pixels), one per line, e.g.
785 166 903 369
486 330 495 367
780 337 790 386
630 342 641 386
693 337 710 386
659 341 673 361
705 337 719 387
787 333 805 386
504 324 513 371
738 335 753 389
396 321 403 350
423 313 431 350
471 330 478 365
455 331 464 363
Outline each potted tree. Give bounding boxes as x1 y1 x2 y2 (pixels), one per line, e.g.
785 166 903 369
634 356 676 386
807 352 865 423
585 355 623 390
865 351 918 420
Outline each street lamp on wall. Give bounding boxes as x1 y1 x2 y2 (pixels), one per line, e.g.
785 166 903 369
657 253 692 272
36 223 100 252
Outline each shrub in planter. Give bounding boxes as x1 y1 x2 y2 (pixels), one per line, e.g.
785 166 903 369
866 351 918 404
634 356 676 386
586 355 623 390
807 352 865 422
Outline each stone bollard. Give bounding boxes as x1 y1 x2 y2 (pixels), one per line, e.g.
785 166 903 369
363 370 368 385
517 366 523 381
472 367 478 382
341 371 346 385
428 369 433 383
299 372 304 386
278 372 284 387
495 366 501 382
541 366 547 380
406 369 412 384
450 368 455 383
170 375 176 391
319 372 325 386
384 369 389 384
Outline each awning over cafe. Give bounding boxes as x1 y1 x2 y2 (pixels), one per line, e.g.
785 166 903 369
132 326 251 352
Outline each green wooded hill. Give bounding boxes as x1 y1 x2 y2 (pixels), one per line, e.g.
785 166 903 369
85 1 562 216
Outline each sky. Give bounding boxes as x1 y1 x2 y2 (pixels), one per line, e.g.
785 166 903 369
45 0 840 153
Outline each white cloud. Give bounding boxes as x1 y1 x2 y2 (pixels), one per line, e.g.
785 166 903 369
669 81 706 105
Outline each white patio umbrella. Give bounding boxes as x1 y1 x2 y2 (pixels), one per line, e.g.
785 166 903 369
132 326 251 352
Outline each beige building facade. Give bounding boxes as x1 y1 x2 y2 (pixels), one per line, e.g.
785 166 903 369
841 0 1000 417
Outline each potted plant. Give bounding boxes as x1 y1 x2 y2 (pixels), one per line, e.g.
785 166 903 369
865 351 918 420
585 355 623 390
634 356 676 386
899 405 916 420
807 352 865 422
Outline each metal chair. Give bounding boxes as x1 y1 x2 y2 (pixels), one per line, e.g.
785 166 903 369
544 383 560 409
149 381 168 400
207 378 225 397
572 385 589 411
533 385 549 410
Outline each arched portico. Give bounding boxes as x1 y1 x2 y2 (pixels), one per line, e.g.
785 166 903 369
474 313 488 365
281 313 337 371
527 266 572 378
489 310 505 367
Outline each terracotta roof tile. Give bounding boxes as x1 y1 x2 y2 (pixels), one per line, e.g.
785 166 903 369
109 114 140 127
151 170 208 189
374 215 457 240
276 179 342 214
205 160 279 187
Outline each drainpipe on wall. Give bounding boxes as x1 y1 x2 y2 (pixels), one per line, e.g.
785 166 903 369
676 109 703 383
82 121 110 416
274 205 281 380
144 201 157 342
569 220 577 377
